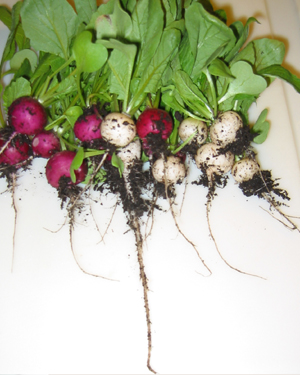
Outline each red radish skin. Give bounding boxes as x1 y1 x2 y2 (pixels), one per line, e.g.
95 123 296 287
74 106 102 142
8 96 48 136
136 108 173 141
32 131 60 158
0 138 31 166
45 151 87 188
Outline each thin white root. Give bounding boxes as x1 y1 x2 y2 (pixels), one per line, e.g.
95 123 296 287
11 173 18 273
165 184 212 276
97 198 118 245
206 198 266 280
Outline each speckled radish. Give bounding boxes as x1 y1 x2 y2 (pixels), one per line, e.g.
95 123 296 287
232 158 260 183
210 111 243 146
8 96 47 136
32 131 60 158
101 112 136 147
179 117 208 145
0 137 31 166
117 139 141 168
45 150 87 188
136 108 173 141
152 155 186 185
74 105 102 141
195 143 234 177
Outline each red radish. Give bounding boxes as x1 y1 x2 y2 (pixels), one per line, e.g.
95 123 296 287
136 108 173 142
74 105 102 142
8 96 48 136
45 150 87 188
0 137 31 166
32 131 60 158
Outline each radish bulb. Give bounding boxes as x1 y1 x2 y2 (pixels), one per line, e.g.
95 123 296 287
117 139 141 171
210 111 243 146
152 155 186 185
8 96 47 136
179 117 208 145
32 131 60 158
195 143 234 178
74 105 102 142
101 112 136 147
231 158 260 183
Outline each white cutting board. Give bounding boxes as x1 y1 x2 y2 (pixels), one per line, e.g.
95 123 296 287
0 1 300 374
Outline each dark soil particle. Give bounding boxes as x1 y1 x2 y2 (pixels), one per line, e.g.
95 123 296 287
238 170 290 202
219 127 256 156
192 166 228 201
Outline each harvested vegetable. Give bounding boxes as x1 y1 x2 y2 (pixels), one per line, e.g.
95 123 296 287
0 0 300 373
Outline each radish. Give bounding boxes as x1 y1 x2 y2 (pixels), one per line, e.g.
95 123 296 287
209 111 243 147
152 155 186 185
231 157 260 183
231 157 299 231
45 150 87 189
32 131 61 158
100 112 136 147
178 117 208 145
74 105 102 142
136 108 173 155
8 96 47 136
0 136 31 167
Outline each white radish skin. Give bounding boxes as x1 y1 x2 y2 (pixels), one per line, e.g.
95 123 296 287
210 110 243 146
117 139 141 175
231 158 260 183
195 143 234 177
178 117 208 145
152 156 186 185
101 112 136 147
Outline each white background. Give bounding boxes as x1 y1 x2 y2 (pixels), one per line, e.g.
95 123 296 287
1 0 300 374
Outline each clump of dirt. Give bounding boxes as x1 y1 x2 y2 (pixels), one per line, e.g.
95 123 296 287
219 127 256 156
238 170 290 202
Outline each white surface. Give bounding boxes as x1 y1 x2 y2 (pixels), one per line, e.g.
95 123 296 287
1 1 300 374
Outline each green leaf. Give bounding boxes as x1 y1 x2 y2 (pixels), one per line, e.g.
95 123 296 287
131 0 164 79
208 58 234 79
65 106 83 127
20 0 79 60
111 152 124 177
96 0 134 42
251 108 270 144
219 61 267 104
257 65 300 94
232 38 285 72
3 77 31 111
10 49 38 72
70 147 85 183
74 0 97 25
0 6 11 29
73 31 108 73
174 70 213 119
185 2 235 81
225 17 258 63
128 28 181 114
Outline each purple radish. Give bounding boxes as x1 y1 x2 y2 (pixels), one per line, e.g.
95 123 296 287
45 150 88 188
0 137 31 166
74 105 102 142
8 96 48 136
32 131 61 158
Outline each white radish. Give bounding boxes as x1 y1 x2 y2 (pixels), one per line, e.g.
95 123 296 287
152 155 186 185
195 143 234 178
231 158 260 183
178 117 208 145
117 139 141 170
210 110 243 146
101 112 136 147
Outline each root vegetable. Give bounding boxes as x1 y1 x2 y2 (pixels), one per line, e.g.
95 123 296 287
101 112 136 147
210 111 243 146
32 131 60 158
117 139 141 170
136 108 173 141
8 96 48 136
0 137 31 166
195 143 234 177
178 117 208 145
152 155 186 185
231 158 260 183
45 150 88 188
74 105 102 142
